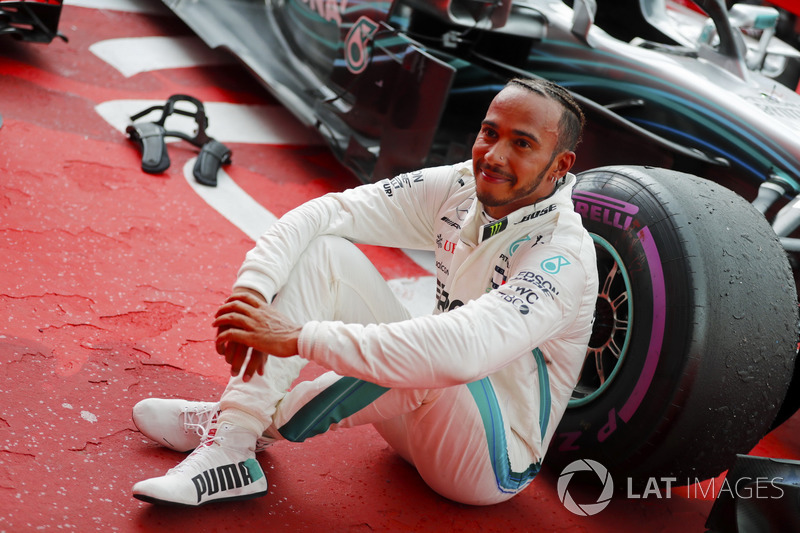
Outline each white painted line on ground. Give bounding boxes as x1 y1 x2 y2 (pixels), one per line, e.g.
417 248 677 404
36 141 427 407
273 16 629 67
401 248 436 275
64 0 171 15
90 36 234 78
96 100 324 145
182 158 277 241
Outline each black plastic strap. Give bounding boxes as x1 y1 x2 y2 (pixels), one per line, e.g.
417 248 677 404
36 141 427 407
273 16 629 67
126 95 233 184
193 139 232 186
129 94 211 148
125 122 169 174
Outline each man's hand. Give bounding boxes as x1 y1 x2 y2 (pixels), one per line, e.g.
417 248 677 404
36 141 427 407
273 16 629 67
213 290 301 382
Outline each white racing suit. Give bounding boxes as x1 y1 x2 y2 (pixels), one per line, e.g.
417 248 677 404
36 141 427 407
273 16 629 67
221 161 598 505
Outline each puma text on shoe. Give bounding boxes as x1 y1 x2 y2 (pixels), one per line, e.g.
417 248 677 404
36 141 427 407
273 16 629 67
190 458 263 504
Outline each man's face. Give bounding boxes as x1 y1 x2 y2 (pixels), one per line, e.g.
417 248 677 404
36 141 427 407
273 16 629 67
472 86 575 219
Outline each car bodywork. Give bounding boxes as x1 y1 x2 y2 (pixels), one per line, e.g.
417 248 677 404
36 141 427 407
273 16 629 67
164 0 800 244
0 0 65 43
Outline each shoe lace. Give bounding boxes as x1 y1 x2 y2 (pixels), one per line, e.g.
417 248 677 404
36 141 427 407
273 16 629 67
184 403 273 452
183 403 219 442
167 422 229 476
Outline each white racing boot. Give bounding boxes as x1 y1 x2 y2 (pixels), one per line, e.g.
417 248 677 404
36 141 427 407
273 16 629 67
132 421 268 506
133 398 274 452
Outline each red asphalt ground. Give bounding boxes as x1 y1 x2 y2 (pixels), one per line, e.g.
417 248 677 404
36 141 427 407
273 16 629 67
2 2 800 531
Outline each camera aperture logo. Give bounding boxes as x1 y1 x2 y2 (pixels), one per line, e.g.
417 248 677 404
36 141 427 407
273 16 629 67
557 459 614 516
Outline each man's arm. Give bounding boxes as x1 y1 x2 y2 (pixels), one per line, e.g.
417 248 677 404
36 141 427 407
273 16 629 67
298 243 596 388
215 240 595 385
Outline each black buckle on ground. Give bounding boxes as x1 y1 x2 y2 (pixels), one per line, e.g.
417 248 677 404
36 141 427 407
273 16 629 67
125 94 231 186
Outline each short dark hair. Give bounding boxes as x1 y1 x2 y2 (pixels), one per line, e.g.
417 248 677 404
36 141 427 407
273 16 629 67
505 78 585 153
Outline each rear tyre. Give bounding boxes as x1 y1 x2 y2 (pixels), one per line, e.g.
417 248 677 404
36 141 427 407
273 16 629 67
549 165 798 485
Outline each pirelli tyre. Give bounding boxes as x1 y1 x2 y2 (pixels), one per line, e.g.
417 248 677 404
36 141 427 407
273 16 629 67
548 165 798 485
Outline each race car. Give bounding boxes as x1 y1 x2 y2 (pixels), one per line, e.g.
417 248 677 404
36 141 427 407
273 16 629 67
161 0 800 487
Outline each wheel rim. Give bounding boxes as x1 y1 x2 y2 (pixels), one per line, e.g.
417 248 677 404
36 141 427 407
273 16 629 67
569 234 633 407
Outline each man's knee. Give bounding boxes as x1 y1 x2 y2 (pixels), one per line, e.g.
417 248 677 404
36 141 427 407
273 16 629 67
291 235 371 286
302 235 359 263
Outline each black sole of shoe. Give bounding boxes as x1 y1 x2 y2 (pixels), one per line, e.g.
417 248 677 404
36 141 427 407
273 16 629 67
133 490 269 507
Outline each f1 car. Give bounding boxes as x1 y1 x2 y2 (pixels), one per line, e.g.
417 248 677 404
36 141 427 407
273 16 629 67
162 0 800 487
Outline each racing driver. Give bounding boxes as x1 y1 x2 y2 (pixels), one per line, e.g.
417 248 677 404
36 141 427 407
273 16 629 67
130 78 599 507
